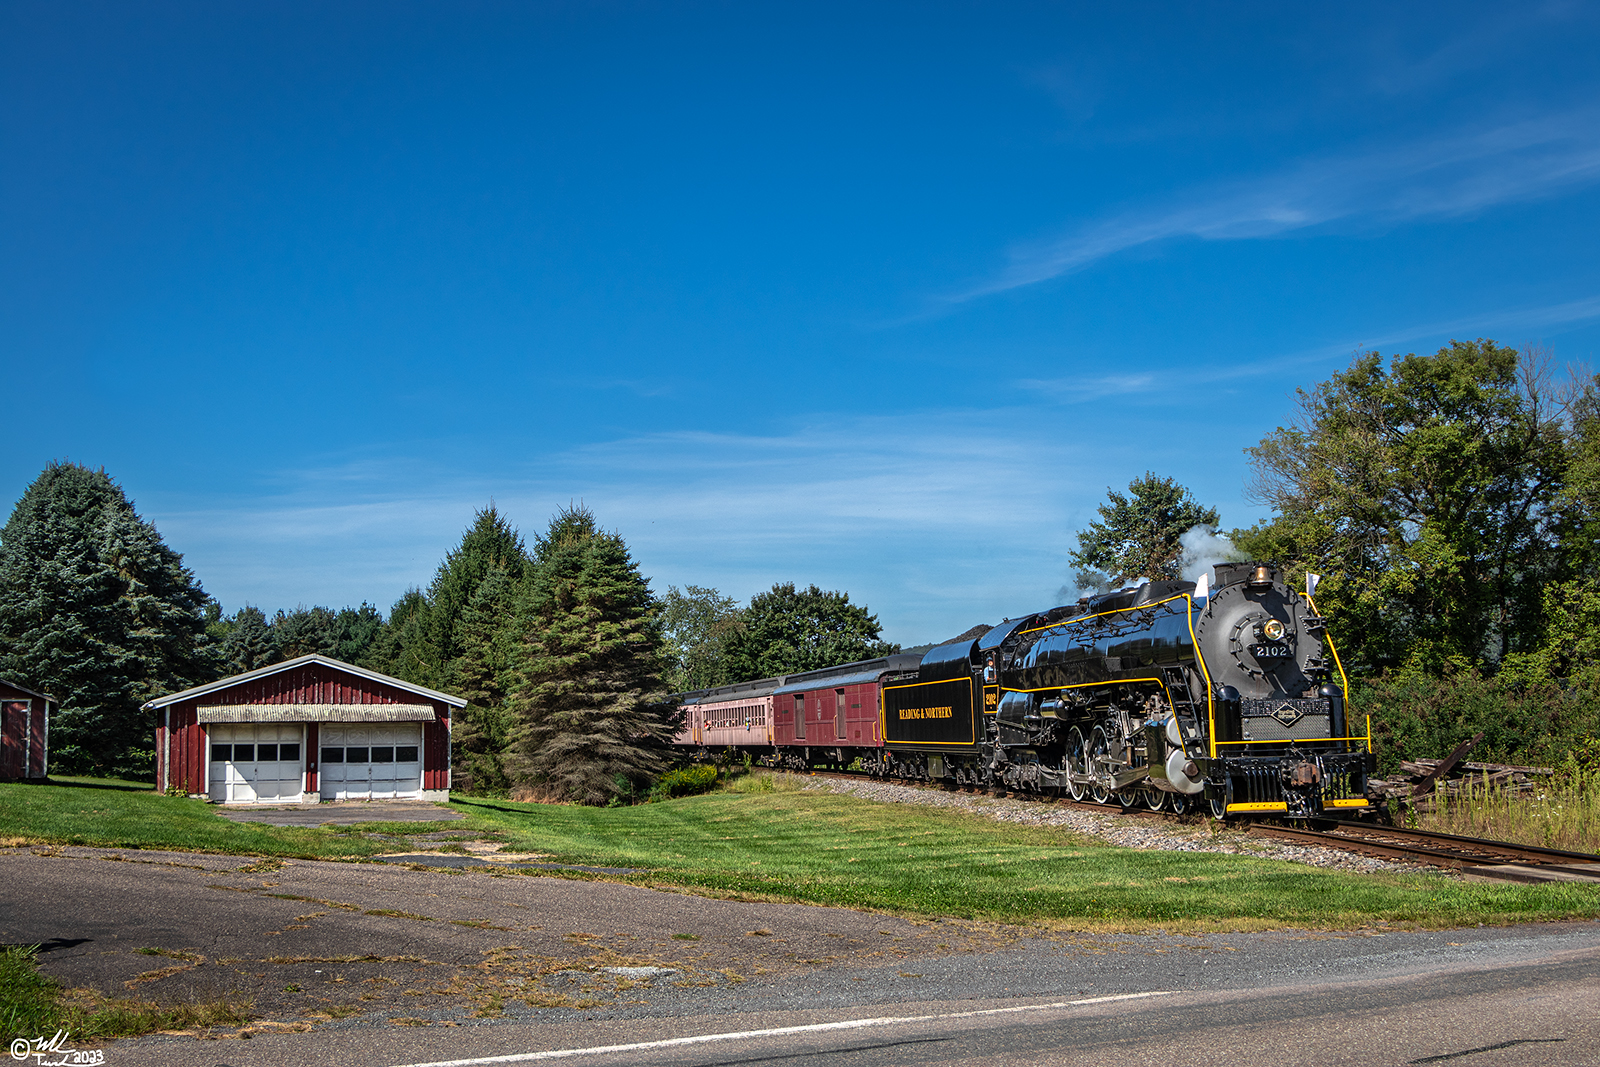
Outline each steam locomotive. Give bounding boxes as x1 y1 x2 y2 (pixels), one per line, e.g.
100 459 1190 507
674 562 1374 819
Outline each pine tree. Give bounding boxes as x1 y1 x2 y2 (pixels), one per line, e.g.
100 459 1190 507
367 588 443 688
220 606 276 673
428 505 530 666
369 506 530 701
450 564 522 795
504 505 672 805
333 602 386 665
272 606 340 659
0 463 217 778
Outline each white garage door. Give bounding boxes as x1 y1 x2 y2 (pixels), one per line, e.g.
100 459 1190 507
208 724 305 804
319 723 423 800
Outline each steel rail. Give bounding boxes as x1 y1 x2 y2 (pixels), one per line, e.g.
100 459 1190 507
1323 820 1600 866
1249 822 1600 870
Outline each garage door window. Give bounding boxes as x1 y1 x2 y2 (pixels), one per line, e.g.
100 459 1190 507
207 724 305 804
319 723 424 801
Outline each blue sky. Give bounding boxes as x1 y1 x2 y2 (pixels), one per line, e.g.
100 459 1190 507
5 1 1600 645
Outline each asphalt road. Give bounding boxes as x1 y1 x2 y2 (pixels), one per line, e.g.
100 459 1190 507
3 844 1598 1066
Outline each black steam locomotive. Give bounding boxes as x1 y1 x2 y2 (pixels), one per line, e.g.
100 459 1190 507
675 561 1374 818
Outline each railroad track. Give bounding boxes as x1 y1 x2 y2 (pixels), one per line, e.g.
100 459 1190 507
1247 821 1600 882
800 769 1600 883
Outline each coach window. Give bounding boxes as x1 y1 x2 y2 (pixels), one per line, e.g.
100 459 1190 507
795 695 806 739
835 690 846 738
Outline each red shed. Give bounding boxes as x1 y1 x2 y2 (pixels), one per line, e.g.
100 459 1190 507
1 679 54 779
146 654 465 804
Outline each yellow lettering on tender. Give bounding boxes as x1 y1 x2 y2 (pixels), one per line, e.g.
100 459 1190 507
897 706 954 720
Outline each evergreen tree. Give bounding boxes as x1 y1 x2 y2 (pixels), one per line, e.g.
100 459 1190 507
450 564 522 795
367 588 442 688
333 602 386 665
0 463 217 778
428 505 530 667
504 505 672 805
272 605 340 659
369 506 529 702
220 605 276 674
722 582 898 680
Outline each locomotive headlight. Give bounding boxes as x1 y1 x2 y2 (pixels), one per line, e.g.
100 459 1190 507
1259 619 1286 641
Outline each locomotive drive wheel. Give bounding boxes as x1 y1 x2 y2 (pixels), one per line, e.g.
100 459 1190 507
1087 726 1111 804
1142 789 1167 813
1168 793 1190 816
1117 789 1139 813
1065 726 1087 801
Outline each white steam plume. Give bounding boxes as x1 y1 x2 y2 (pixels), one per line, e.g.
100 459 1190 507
1179 526 1242 586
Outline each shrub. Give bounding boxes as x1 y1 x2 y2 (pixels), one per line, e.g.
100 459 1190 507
1356 670 1600 774
648 765 720 802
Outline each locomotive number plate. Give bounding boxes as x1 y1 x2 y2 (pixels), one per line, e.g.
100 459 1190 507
1251 642 1292 661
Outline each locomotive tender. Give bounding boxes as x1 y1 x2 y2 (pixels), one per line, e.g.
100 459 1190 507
675 562 1373 818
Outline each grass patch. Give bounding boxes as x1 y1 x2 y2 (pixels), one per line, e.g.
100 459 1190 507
450 790 1600 931
721 770 806 795
0 777 490 860
1415 766 1600 852
0 945 250 1043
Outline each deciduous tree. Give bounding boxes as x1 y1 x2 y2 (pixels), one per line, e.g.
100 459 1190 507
1069 473 1220 589
723 582 897 679
659 584 743 692
1235 340 1567 674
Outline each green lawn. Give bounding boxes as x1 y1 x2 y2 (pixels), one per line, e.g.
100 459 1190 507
1 777 1596 931
0 777 397 860
451 790 1600 931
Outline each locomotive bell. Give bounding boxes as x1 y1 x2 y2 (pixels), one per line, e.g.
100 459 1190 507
1248 565 1273 589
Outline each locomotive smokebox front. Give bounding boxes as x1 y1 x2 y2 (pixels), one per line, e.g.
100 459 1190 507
1192 562 1321 703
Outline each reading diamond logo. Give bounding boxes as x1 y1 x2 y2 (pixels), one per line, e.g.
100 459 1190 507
1269 703 1303 728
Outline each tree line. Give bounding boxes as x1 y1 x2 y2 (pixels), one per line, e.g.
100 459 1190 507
1071 338 1600 770
0 467 895 799
7 337 1591 789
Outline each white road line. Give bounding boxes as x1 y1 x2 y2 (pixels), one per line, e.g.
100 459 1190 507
388 991 1177 1067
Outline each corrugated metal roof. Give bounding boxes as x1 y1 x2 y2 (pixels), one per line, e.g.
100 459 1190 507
143 654 467 710
197 703 438 723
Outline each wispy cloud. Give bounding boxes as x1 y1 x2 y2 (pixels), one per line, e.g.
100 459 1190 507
1009 293 1600 409
1016 374 1156 402
955 110 1600 300
146 410 1221 644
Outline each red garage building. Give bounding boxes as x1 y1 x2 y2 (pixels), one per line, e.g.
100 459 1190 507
1 679 54 780
147 654 464 804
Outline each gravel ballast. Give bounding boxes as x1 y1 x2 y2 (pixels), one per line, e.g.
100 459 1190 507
801 775 1421 875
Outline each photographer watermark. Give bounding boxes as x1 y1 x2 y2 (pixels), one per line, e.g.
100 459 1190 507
9 1031 104 1065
